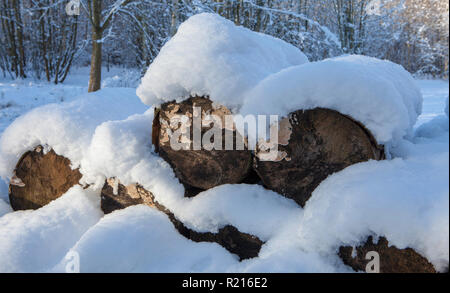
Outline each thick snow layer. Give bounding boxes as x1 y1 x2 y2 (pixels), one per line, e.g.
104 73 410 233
0 186 103 272
136 13 309 109
135 14 422 146
52 204 346 273
241 55 423 145
52 205 238 273
0 88 147 180
165 184 300 240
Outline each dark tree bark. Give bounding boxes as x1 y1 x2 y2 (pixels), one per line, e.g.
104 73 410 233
88 28 103 92
0 0 26 78
339 236 436 273
88 0 103 92
86 0 133 92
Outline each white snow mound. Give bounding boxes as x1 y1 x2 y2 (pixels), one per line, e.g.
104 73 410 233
136 13 309 109
52 205 237 272
0 88 147 180
0 185 102 272
241 55 423 145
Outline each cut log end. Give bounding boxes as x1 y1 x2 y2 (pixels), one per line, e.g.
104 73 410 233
156 96 252 190
9 146 82 210
339 236 436 273
255 108 385 207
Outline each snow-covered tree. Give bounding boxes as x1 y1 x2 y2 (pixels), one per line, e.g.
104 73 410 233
0 0 448 81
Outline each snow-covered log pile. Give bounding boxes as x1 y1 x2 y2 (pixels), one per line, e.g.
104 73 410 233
138 13 418 206
0 14 447 273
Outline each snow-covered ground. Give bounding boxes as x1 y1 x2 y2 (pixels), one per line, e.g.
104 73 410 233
415 79 449 127
0 67 140 134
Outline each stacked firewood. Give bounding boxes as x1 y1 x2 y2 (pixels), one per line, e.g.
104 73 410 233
7 96 436 272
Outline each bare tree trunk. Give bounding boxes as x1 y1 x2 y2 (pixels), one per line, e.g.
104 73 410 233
1 0 26 78
170 0 179 37
88 0 102 92
88 28 102 92
254 0 264 32
13 0 25 77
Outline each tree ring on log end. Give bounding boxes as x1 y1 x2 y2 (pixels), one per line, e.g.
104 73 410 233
156 96 253 190
9 146 82 210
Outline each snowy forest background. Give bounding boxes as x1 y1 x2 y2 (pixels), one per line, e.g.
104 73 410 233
0 0 449 89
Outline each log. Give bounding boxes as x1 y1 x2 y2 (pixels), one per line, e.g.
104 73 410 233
101 179 263 260
100 178 156 214
254 108 384 207
155 96 252 190
339 236 436 273
9 146 82 210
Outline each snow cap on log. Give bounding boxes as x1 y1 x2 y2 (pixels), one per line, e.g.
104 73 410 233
0 88 147 181
242 55 423 146
136 13 309 109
